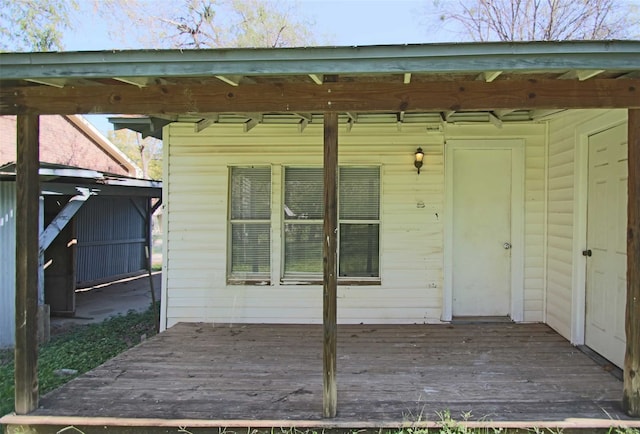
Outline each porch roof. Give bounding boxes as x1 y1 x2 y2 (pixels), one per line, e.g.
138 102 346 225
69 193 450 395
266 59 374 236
1 40 639 118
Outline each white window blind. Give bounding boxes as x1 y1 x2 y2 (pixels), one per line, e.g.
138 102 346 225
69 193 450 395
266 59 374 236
229 167 271 279
281 166 380 280
283 168 323 277
339 167 380 278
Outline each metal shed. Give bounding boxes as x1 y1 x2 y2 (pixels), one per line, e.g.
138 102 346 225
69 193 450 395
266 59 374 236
0 163 161 347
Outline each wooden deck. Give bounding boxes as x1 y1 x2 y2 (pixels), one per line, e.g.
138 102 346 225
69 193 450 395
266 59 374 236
3 322 640 430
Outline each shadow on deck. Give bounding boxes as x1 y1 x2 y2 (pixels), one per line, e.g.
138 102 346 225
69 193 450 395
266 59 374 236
3 322 639 431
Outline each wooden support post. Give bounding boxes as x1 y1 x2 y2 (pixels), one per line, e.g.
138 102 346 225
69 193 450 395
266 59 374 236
322 112 338 418
15 114 40 414
624 108 640 417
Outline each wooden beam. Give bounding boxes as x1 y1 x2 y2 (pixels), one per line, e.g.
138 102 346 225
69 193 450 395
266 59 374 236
24 78 66 88
493 109 516 118
309 74 324 85
194 115 219 133
624 108 640 417
322 111 338 419
298 118 308 133
15 114 40 414
4 79 638 115
113 77 149 88
40 189 92 251
557 69 605 81
476 71 502 82
214 75 242 86
488 112 503 128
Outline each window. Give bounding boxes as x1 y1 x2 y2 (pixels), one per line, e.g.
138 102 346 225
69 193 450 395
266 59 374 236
338 167 380 278
282 166 380 281
229 167 271 281
283 168 324 278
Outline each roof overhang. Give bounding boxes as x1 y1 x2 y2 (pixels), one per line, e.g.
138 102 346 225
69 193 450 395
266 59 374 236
0 162 162 197
1 41 638 119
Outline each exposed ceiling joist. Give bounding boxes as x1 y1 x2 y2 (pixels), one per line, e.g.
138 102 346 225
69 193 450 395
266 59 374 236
294 112 313 122
308 74 324 85
558 69 605 81
215 75 243 86
488 112 503 128
403 73 412 84
346 112 357 132
476 71 502 82
24 78 67 88
493 109 516 119
4 79 639 115
243 113 263 132
113 77 150 88
442 110 455 122
298 118 309 133
529 109 567 120
194 115 219 133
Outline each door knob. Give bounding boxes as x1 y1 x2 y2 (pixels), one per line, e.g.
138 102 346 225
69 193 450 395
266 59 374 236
582 249 592 257
503 242 512 250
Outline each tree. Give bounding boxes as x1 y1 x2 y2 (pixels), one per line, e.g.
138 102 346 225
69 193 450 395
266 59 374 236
429 0 639 41
107 130 163 180
0 0 78 51
102 0 317 49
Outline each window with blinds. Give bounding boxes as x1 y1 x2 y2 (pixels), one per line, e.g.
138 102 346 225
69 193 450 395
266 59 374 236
339 167 380 278
283 168 324 278
282 166 380 280
229 167 271 280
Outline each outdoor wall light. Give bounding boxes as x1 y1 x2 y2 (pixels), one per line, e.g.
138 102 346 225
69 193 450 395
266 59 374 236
414 147 425 174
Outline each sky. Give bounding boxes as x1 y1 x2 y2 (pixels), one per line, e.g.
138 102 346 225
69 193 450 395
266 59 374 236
63 0 449 134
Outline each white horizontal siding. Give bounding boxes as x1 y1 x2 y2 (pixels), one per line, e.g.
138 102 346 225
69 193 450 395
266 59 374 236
544 109 624 341
164 121 546 327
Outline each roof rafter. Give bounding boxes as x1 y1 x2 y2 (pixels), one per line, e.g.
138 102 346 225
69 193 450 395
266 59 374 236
215 75 243 86
113 77 150 88
309 74 324 85
558 69 605 81
194 115 219 133
24 78 67 88
476 71 502 82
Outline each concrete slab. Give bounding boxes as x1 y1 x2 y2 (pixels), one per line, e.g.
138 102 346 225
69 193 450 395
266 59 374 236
50 272 161 334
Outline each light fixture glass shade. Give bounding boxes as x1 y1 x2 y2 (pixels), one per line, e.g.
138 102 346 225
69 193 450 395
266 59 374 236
414 147 424 174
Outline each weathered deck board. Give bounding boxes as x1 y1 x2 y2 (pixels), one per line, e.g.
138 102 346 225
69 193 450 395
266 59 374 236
29 323 634 423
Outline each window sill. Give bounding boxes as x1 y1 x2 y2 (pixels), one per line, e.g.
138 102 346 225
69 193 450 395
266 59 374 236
227 279 271 286
279 279 381 286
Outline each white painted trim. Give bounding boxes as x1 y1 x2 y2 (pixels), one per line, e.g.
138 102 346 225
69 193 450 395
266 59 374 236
443 139 525 322
570 110 627 345
159 124 170 332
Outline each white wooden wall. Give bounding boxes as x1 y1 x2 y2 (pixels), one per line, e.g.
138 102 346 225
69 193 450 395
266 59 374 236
162 121 546 328
545 109 627 342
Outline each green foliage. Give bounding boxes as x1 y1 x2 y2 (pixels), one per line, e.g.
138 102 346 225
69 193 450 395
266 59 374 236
0 304 158 416
0 0 78 51
107 129 162 180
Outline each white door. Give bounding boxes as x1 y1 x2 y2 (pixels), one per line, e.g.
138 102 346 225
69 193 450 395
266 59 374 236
452 148 512 316
585 124 627 368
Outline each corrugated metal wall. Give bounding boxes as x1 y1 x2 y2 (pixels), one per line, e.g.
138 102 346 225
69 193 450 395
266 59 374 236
76 196 148 286
0 181 16 347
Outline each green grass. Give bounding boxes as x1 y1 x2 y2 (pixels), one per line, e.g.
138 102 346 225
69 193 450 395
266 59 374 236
0 304 158 416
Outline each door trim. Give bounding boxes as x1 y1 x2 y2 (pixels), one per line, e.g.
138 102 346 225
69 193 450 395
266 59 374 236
571 110 627 345
443 139 525 322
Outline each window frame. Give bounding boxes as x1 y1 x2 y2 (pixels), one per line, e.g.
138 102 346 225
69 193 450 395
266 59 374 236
280 165 382 285
227 165 272 285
